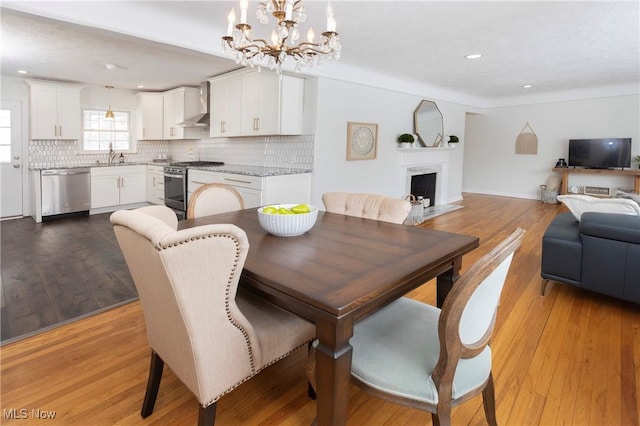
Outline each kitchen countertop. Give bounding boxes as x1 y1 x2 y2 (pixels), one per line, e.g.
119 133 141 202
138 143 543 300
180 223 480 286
30 162 312 177
187 164 311 177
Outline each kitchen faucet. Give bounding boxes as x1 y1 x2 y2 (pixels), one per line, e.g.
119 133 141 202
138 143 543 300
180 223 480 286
108 143 117 164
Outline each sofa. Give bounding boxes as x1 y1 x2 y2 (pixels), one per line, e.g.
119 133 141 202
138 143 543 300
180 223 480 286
541 211 640 304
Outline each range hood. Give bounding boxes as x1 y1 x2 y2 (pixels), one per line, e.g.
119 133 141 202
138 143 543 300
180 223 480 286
177 81 209 128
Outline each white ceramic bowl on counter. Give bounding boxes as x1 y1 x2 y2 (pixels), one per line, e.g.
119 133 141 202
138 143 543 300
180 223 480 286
257 204 319 237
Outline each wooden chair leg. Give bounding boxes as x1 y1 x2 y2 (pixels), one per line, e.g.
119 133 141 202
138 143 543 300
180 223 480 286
198 403 217 426
431 413 441 426
141 350 164 418
306 340 317 400
482 373 498 426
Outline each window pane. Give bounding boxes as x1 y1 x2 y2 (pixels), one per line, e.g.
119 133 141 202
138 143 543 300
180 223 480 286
0 146 11 163
84 140 99 151
82 109 131 152
0 127 10 145
0 110 10 127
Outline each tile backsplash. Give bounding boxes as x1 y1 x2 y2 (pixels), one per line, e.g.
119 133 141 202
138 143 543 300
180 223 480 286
29 135 315 170
171 135 314 170
29 139 169 169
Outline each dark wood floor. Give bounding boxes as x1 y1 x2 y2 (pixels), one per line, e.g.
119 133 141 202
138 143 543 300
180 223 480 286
0 213 137 343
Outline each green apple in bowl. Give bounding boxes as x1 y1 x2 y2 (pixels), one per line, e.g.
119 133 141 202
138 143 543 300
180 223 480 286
257 204 319 237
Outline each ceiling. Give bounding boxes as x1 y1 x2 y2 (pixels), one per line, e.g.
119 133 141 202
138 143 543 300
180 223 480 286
2 1 639 107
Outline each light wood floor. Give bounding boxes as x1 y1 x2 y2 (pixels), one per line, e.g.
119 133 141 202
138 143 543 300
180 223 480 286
1 194 638 425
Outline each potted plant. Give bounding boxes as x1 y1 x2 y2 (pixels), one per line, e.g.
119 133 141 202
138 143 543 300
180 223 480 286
397 133 415 147
634 155 640 169
448 135 459 146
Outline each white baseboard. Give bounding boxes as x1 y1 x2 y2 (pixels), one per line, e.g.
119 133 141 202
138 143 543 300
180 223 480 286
462 188 541 201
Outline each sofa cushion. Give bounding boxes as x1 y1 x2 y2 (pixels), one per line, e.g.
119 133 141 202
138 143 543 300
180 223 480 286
557 194 640 221
580 213 640 244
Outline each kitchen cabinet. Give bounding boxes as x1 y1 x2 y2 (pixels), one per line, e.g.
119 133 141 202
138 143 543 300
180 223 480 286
136 93 164 140
187 169 311 209
208 69 304 138
163 87 203 140
218 174 263 208
146 165 165 205
209 75 242 137
28 81 81 140
91 166 146 209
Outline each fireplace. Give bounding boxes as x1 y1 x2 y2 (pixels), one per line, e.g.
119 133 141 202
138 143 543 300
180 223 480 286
398 148 450 206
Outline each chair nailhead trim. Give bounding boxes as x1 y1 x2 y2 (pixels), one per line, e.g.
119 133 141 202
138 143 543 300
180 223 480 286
158 232 257 399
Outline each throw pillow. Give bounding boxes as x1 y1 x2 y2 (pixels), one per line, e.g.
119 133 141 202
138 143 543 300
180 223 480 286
557 194 640 221
616 190 640 206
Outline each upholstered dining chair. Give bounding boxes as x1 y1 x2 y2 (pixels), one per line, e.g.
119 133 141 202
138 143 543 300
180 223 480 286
110 205 315 426
348 228 525 426
322 192 411 224
187 183 244 219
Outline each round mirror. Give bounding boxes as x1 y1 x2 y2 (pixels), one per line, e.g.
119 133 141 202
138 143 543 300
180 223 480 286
413 100 444 147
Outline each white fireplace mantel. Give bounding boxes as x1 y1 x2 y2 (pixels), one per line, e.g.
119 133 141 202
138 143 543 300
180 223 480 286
397 148 451 206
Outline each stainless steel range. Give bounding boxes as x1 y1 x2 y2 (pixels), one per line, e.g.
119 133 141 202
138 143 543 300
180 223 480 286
163 161 224 219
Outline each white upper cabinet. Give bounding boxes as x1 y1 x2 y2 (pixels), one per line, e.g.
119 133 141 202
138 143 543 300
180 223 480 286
209 69 304 138
28 81 81 140
210 74 242 138
135 93 163 140
163 87 203 140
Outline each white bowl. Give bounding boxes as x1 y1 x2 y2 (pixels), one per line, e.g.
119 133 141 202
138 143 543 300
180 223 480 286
257 204 319 237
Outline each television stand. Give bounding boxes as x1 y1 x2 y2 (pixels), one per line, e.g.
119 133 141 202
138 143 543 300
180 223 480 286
553 167 640 195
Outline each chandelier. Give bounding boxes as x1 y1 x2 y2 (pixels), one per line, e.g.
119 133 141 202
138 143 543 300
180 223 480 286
222 0 341 72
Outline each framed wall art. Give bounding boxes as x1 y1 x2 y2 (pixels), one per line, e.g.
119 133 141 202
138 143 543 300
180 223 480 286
346 122 378 161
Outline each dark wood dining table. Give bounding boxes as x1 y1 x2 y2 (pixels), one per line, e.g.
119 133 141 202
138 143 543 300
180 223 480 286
182 208 479 426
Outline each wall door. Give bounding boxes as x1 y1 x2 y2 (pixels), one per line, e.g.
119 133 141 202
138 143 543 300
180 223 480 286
1 101 23 218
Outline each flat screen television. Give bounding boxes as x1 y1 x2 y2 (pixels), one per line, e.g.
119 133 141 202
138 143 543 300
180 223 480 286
568 138 632 169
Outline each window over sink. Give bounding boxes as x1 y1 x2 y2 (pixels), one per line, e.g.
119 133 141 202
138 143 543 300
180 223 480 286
80 109 136 153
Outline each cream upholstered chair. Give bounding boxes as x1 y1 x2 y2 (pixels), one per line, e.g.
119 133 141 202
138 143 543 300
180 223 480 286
110 205 315 425
187 183 244 219
349 228 525 426
322 192 411 224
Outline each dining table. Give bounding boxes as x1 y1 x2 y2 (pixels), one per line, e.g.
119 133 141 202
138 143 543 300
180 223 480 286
182 208 479 426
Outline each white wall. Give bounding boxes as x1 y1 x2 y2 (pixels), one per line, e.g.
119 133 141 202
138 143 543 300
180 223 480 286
463 95 640 199
310 77 477 208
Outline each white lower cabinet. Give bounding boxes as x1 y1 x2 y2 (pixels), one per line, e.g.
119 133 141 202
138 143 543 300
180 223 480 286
187 169 311 209
91 166 147 209
146 165 165 205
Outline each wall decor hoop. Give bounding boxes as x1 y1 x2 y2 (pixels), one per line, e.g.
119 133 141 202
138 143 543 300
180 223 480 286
347 122 378 161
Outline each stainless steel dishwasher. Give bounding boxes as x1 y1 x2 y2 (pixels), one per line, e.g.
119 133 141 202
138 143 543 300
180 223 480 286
41 168 91 217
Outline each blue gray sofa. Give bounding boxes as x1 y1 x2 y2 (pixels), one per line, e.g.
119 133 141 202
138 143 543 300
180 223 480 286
541 212 640 304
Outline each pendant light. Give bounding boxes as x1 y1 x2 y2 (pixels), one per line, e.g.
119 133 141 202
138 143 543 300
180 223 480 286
105 85 115 119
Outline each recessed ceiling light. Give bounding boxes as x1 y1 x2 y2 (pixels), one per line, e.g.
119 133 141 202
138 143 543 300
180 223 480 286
465 54 482 59
17 70 28 74
522 84 533 89
137 85 144 89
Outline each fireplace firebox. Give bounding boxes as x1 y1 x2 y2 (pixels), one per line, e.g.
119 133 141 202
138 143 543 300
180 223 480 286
410 173 436 207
